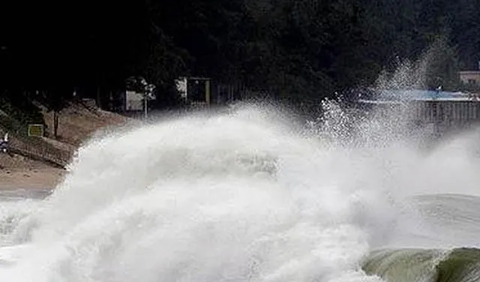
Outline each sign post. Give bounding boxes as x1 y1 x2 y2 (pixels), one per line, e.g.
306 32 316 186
28 124 44 137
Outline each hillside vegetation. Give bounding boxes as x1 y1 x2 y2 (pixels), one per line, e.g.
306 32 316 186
0 99 130 170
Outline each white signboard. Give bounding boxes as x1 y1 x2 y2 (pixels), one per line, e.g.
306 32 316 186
126 91 143 111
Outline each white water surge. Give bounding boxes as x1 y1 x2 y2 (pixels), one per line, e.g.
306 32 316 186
1 102 480 282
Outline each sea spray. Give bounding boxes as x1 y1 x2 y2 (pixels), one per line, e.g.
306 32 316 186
1 46 480 281
0 104 407 282
2 97 480 281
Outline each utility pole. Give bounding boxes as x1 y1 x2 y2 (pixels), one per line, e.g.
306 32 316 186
144 95 148 120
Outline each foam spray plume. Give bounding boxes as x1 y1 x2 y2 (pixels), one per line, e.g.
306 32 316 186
0 100 479 282
1 101 478 282
1 104 401 282
2 56 480 282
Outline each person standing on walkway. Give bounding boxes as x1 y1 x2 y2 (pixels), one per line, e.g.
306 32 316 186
0 133 9 153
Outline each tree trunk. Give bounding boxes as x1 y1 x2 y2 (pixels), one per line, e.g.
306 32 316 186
96 86 102 109
53 110 59 139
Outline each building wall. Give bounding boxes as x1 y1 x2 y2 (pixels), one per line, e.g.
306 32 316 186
126 91 143 111
175 77 212 104
459 71 480 85
175 78 188 99
358 100 480 137
413 101 480 123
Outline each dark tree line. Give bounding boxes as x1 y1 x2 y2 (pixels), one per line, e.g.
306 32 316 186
0 0 479 113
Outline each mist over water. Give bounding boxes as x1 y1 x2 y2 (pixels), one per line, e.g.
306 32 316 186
1 57 480 281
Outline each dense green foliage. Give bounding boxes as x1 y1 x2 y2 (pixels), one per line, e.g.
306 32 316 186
0 94 44 136
0 0 479 109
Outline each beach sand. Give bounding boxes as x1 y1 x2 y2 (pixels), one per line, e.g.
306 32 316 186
0 168 65 190
0 154 66 190
0 102 131 191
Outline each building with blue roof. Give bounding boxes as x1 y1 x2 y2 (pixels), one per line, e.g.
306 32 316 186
356 89 480 136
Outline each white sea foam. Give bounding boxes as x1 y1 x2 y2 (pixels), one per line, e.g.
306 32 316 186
1 55 480 281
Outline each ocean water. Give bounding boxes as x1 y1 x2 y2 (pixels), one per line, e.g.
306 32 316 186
0 100 480 282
